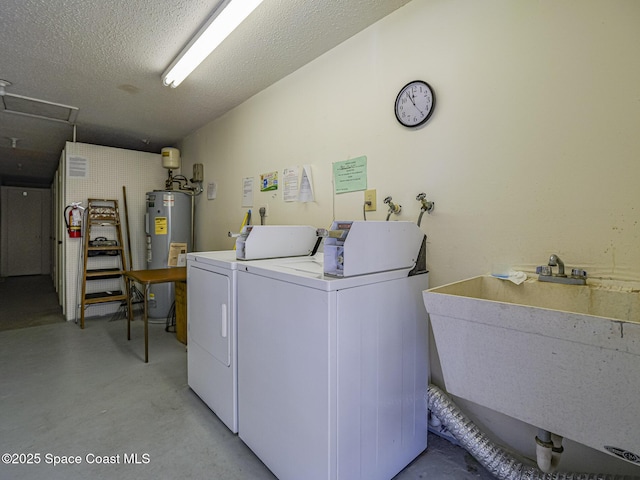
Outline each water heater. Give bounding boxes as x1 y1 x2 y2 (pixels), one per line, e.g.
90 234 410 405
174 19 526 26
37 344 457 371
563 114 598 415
145 190 192 318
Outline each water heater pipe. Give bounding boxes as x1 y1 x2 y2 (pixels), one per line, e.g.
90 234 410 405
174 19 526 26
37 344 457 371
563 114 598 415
427 384 629 480
191 195 196 252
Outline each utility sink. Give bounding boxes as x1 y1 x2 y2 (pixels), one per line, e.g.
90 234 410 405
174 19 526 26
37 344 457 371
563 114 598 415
423 275 640 466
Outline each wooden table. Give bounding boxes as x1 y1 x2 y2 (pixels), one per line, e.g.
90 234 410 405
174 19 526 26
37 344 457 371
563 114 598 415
124 267 186 363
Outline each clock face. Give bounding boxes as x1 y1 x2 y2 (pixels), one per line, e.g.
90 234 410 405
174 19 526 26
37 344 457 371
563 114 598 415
395 80 435 128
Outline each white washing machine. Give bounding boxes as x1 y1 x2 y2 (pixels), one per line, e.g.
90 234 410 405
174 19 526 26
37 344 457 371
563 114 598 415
236 221 429 480
187 226 321 433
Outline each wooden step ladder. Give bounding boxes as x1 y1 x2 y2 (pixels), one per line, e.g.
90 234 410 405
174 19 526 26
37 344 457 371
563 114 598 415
80 199 129 328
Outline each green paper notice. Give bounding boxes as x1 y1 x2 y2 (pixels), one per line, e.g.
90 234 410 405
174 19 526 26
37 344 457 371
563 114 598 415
333 156 367 194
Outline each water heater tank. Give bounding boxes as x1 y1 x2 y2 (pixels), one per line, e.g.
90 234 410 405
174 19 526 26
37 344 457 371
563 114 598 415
161 147 180 169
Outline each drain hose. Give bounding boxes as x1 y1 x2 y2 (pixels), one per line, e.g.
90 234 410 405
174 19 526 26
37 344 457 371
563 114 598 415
427 384 634 480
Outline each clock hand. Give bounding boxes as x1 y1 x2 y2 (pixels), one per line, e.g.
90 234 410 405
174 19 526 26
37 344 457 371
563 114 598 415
408 91 425 116
406 91 417 107
407 91 425 116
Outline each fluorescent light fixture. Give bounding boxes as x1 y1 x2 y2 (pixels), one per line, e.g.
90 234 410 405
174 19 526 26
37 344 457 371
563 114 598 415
162 0 264 88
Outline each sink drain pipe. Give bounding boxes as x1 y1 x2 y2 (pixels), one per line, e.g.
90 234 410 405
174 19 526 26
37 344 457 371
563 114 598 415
535 428 564 473
427 384 631 480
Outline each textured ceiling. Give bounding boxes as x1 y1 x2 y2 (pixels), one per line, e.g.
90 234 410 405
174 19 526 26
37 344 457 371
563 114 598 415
0 0 412 187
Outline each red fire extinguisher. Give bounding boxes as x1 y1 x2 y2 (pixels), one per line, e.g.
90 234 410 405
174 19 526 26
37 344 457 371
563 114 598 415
64 202 84 238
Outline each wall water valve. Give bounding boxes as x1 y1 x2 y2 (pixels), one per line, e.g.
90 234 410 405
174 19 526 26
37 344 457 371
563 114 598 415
384 196 401 221
416 192 434 227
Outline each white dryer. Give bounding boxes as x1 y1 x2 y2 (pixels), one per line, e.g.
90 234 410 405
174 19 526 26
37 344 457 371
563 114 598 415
187 242 322 433
187 250 240 432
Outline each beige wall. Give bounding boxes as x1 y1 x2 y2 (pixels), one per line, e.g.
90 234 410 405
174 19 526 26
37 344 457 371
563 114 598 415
180 0 640 473
182 0 640 288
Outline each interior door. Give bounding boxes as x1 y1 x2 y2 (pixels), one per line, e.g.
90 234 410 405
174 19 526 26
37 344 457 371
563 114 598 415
5 188 44 276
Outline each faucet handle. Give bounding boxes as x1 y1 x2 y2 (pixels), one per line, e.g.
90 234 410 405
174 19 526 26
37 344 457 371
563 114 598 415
571 268 588 279
536 265 552 276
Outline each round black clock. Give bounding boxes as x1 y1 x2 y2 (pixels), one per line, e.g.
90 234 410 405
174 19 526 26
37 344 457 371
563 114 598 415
394 80 435 128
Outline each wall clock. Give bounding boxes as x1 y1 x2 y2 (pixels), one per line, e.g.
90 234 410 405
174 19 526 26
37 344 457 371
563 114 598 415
394 80 435 128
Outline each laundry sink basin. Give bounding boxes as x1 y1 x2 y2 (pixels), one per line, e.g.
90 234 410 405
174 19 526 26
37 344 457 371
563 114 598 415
422 275 640 466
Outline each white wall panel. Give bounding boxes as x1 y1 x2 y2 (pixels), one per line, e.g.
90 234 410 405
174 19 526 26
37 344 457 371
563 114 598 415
63 142 167 322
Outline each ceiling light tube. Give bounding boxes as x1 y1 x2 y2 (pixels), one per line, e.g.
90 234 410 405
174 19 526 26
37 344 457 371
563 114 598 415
162 0 264 88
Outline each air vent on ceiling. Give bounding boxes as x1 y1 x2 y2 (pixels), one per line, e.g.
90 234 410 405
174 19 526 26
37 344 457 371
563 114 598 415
1 92 78 124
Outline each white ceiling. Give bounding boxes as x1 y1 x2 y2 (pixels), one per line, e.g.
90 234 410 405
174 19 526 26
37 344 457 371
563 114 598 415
0 0 412 187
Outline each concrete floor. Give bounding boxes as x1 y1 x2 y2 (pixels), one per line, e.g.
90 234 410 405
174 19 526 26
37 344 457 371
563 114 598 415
0 276 65 331
0 317 497 480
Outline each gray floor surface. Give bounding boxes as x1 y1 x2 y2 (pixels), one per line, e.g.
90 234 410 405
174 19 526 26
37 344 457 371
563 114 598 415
0 275 65 331
0 315 496 480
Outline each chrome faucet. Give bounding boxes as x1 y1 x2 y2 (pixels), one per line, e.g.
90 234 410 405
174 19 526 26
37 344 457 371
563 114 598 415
547 254 565 276
537 254 587 285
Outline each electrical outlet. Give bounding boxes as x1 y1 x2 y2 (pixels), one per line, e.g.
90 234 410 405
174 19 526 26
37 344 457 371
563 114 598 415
364 189 376 211
259 205 268 217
